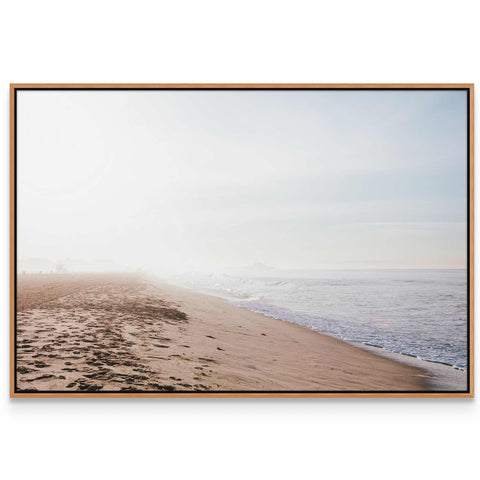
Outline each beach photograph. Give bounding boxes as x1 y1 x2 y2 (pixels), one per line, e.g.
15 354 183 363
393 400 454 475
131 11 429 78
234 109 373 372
12 86 472 396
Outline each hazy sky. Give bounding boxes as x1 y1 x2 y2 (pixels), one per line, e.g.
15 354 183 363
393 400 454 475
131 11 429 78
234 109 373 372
17 89 467 271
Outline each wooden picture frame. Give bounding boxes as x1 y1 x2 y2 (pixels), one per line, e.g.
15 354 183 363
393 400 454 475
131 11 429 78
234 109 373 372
10 84 474 398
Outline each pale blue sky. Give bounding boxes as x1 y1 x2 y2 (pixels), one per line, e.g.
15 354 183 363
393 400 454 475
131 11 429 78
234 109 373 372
18 89 468 271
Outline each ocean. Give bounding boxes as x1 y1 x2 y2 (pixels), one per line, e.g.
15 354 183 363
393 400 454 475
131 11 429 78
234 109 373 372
166 269 468 371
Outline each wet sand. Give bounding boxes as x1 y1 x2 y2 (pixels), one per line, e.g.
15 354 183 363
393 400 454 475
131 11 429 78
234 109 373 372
16 273 428 393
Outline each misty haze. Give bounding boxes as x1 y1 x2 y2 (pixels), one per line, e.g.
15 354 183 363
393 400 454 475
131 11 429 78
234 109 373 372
14 88 469 394
18 89 467 273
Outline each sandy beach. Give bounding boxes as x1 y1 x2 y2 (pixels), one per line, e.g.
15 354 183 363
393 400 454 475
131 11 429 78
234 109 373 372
15 273 430 393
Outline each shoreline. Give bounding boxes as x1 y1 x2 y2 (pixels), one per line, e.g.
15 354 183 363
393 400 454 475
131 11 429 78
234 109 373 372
156 276 467 392
16 273 442 392
148 275 430 391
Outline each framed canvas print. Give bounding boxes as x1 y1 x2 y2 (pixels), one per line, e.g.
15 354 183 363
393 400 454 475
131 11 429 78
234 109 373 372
10 84 474 398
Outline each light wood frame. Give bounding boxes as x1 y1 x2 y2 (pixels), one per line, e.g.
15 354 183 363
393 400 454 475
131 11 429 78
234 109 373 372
10 84 475 398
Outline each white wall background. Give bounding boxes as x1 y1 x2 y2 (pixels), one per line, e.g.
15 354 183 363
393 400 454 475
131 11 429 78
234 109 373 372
1 1 478 479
